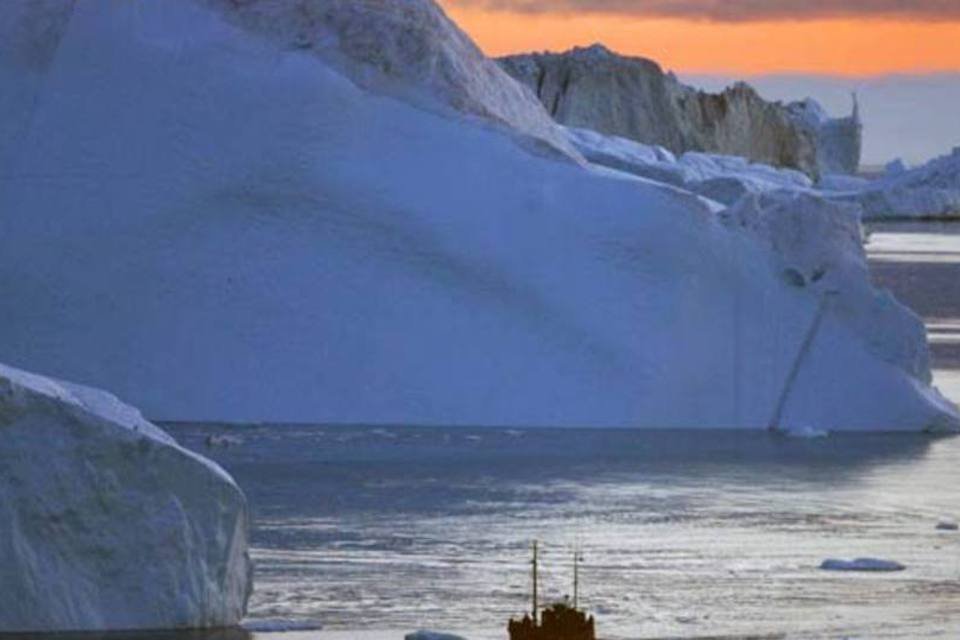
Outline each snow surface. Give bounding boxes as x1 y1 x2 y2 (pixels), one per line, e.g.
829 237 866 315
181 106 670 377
0 0 956 430
820 558 906 572
0 361 252 632
197 0 580 161
566 126 813 205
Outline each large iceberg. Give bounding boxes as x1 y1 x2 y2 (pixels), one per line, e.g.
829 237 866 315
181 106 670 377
0 0 955 430
0 362 252 632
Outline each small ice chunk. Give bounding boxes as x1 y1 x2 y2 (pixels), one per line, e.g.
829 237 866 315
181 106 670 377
205 434 243 448
820 558 905 572
775 425 830 439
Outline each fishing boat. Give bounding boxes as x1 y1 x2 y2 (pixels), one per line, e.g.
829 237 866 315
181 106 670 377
507 541 596 640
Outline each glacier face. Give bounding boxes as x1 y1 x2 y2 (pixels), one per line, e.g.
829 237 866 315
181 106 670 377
498 45 862 177
0 362 252 632
0 0 955 430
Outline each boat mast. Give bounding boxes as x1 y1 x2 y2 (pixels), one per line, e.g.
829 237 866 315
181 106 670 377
532 540 539 623
573 549 579 610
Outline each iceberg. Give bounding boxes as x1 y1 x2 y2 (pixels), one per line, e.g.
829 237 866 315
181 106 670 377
0 362 252 633
0 0 955 430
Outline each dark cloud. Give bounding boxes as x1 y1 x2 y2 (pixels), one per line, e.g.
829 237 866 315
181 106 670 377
445 0 960 22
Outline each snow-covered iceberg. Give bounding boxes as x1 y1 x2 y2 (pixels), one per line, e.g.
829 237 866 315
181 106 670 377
0 0 955 431
498 44 861 177
0 362 252 633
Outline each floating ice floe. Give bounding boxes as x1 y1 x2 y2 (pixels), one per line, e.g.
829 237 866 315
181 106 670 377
820 558 906 572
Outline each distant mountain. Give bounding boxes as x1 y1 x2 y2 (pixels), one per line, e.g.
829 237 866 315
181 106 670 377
498 44 861 177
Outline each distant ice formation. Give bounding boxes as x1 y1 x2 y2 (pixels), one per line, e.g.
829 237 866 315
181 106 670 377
830 148 960 220
0 362 252 633
498 44 861 177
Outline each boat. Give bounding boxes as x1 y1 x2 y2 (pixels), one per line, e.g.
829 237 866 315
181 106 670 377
507 541 596 640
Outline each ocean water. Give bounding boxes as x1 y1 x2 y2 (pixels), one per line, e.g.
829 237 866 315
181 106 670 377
160 423 960 640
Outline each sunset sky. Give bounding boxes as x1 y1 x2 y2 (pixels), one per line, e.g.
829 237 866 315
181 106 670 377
440 0 960 76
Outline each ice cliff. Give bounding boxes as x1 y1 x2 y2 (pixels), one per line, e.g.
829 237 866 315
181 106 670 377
0 362 252 632
498 44 862 177
0 0 954 430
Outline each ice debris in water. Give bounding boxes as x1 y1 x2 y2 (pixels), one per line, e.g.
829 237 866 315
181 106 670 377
820 558 905 572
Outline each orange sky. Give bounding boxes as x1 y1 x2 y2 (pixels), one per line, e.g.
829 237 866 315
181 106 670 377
441 4 960 76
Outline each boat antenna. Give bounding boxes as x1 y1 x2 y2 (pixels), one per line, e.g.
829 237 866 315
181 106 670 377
531 540 539 623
